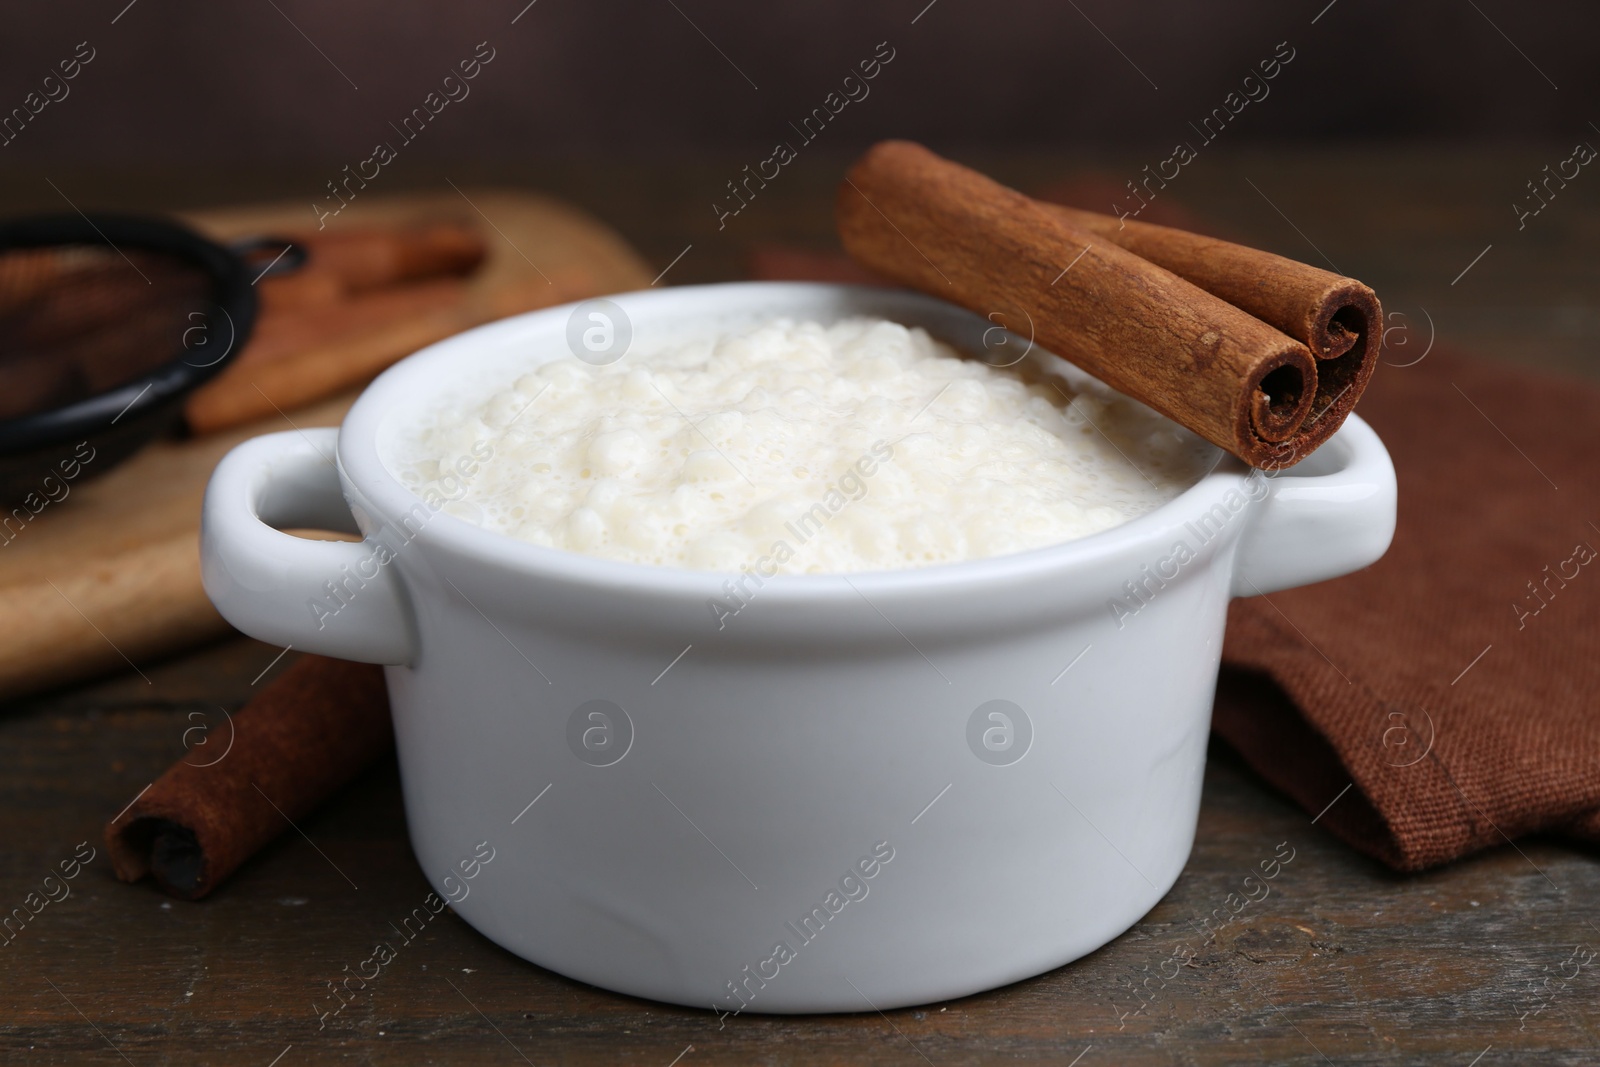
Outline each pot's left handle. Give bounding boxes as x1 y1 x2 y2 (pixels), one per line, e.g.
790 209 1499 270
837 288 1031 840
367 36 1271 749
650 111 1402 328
201 428 416 665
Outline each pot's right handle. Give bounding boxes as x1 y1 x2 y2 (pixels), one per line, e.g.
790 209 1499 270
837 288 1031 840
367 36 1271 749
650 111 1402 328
1231 414 1397 597
200 428 416 664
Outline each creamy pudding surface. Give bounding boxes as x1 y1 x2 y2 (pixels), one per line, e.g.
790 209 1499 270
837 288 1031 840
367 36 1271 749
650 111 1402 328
393 317 1214 573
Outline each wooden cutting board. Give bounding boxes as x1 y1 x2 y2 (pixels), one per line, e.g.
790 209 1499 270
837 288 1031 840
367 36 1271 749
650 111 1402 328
0 189 653 702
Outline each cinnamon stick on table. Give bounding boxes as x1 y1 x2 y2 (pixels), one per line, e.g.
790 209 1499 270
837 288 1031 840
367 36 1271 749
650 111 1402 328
1040 203 1381 436
838 141 1367 469
105 656 392 900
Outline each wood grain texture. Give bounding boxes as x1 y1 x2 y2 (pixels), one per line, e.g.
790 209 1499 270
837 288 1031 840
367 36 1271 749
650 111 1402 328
837 142 1320 467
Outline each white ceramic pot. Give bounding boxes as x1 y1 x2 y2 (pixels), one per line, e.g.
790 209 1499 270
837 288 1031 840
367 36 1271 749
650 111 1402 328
200 283 1396 1014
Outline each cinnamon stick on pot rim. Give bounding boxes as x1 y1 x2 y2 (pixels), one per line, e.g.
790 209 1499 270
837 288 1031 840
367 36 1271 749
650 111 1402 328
105 655 392 900
1042 202 1382 436
837 141 1324 467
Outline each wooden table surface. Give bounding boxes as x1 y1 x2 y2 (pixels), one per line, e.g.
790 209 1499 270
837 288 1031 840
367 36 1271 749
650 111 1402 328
3 148 1599 1065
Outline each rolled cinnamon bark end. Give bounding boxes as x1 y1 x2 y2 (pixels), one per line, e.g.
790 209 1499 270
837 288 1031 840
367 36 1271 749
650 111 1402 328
838 141 1322 469
105 656 392 900
1041 202 1383 437
1310 282 1368 359
1303 278 1381 433
1248 347 1317 444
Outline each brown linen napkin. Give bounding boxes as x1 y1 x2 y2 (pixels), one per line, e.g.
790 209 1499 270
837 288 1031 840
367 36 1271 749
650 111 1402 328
1217 347 1600 870
746 245 1600 871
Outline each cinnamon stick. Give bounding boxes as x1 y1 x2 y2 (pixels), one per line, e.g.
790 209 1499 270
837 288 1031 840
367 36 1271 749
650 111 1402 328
838 141 1343 468
1041 203 1381 435
256 223 489 314
184 279 474 433
256 267 346 316
298 223 488 293
105 655 392 900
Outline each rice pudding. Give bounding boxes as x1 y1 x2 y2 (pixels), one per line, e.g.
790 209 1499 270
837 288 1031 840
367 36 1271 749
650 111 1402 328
393 316 1214 573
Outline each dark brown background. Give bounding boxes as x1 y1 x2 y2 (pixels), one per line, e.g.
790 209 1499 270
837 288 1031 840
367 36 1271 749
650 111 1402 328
3 0 1598 164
